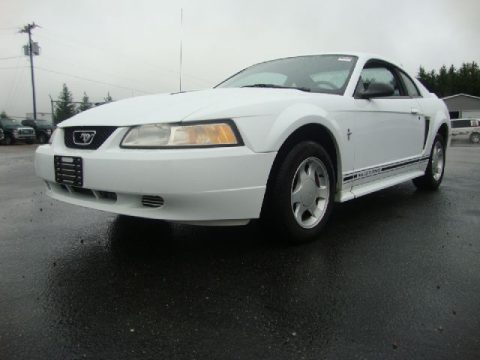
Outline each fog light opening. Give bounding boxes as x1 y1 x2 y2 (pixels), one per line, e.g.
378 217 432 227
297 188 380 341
141 195 165 208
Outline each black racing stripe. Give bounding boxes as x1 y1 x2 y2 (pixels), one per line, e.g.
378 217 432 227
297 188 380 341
343 156 430 183
381 158 421 171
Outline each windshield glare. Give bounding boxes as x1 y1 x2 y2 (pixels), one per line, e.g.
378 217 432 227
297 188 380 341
217 55 357 94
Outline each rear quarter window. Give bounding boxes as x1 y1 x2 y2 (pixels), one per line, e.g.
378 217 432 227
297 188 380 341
399 71 421 97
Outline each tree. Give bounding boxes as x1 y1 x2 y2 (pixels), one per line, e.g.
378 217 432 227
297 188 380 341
0 111 8 119
54 84 76 124
77 92 92 113
104 92 113 103
417 62 480 97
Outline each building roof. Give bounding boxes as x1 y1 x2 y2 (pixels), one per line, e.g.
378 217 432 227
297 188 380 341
442 93 480 101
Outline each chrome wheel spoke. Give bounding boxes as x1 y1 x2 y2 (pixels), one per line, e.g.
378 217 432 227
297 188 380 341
316 186 328 199
290 157 330 229
291 185 303 205
294 203 307 223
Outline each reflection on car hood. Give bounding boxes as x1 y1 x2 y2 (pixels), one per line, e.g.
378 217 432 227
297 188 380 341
58 88 333 127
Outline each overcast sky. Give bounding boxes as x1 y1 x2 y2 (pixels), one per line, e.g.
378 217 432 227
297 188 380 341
0 0 479 119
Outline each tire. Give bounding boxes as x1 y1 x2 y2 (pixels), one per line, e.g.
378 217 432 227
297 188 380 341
262 141 335 244
470 133 480 144
38 133 47 144
4 135 13 145
413 133 446 190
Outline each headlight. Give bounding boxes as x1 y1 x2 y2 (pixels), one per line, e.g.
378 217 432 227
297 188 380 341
121 121 242 148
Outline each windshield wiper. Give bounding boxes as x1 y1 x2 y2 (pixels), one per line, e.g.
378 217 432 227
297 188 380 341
242 84 311 92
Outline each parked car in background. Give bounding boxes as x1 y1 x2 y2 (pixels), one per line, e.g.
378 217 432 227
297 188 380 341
21 119 55 144
450 118 480 143
35 53 450 243
0 118 36 145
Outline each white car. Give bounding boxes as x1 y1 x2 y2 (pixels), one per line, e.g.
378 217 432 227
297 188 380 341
450 118 480 143
35 53 450 243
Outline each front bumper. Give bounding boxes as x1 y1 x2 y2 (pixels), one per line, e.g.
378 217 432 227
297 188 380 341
35 128 276 225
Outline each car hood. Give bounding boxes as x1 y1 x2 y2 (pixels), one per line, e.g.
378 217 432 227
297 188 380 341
58 88 333 128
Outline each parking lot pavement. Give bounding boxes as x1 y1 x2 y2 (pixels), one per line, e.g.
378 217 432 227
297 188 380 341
0 144 479 360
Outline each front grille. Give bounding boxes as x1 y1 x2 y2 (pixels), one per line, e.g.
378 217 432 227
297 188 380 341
142 195 164 208
19 128 34 135
55 156 83 187
64 126 117 150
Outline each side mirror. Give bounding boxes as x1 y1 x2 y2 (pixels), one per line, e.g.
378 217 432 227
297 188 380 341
360 82 395 99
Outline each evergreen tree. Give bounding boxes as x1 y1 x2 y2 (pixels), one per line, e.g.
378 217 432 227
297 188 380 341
417 62 480 97
104 92 113 103
0 111 8 119
78 92 92 113
54 84 76 124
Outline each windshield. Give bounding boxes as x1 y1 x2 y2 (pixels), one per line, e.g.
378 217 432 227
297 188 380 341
36 120 54 126
0 119 20 127
217 55 357 95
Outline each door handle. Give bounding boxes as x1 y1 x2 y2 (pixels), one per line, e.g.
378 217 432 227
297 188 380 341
411 108 420 114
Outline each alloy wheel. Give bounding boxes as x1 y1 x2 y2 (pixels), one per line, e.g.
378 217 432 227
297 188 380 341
290 157 330 229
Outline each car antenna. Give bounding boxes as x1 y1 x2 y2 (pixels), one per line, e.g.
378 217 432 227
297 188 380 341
179 8 183 92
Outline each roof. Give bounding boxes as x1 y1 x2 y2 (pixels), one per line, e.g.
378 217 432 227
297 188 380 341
442 93 480 101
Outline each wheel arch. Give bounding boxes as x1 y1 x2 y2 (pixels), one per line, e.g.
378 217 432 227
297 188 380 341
437 122 449 143
263 122 342 204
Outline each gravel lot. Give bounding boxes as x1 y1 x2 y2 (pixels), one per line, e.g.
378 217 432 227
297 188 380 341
0 143 479 359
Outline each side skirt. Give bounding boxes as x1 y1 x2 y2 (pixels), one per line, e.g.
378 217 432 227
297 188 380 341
335 156 429 202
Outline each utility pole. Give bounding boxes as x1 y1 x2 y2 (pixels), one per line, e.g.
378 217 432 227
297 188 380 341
20 22 40 120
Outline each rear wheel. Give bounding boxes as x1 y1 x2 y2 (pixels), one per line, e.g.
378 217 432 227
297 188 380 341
470 133 480 144
262 141 335 244
413 133 445 190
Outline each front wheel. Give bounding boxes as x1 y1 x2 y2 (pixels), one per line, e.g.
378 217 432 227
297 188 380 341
4 135 13 145
262 141 335 244
413 134 446 190
470 133 480 144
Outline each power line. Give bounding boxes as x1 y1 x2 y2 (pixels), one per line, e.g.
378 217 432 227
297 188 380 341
39 54 149 90
38 28 212 85
35 66 152 94
0 56 24 60
0 66 29 70
4 57 26 111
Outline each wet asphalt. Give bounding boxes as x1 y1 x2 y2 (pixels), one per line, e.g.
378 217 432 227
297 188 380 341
0 143 479 360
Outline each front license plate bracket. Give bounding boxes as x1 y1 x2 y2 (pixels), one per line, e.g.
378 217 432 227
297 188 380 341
54 156 83 187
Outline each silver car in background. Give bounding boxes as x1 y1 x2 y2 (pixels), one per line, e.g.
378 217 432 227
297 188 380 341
451 118 480 144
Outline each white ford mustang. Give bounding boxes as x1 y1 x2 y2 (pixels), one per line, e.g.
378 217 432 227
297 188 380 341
35 53 450 243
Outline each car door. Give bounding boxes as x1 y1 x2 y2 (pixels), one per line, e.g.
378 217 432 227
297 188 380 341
351 61 425 174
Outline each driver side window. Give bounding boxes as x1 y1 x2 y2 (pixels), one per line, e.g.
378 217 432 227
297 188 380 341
357 66 401 96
